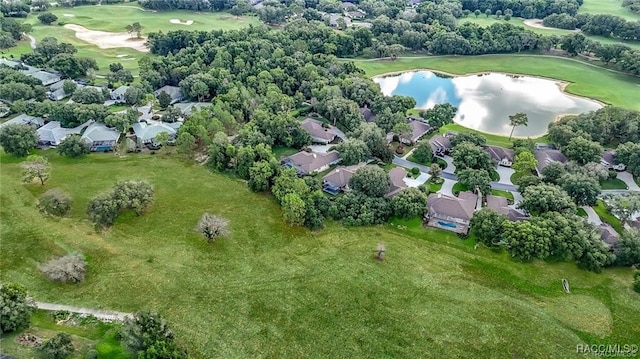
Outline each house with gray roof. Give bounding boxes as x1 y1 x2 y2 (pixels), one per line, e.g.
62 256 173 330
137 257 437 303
429 135 452 156
153 85 182 104
327 13 352 27
173 102 212 116
0 113 44 129
37 121 91 147
110 85 129 103
401 120 431 145
322 164 365 195
281 150 341 176
483 145 515 167
345 10 366 19
426 191 478 234
485 195 527 221
386 167 408 197
600 151 625 171
359 107 374 122
81 122 121 152
301 118 340 144
599 223 619 251
535 149 568 176
132 121 181 144
47 80 69 101
30 70 61 86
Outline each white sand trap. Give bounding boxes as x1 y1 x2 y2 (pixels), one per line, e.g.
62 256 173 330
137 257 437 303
169 19 194 25
524 19 580 32
63 13 75 17
116 54 129 58
64 24 149 52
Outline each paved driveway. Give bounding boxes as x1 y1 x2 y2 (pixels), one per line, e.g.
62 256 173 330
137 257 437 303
308 144 336 153
581 206 602 225
441 155 455 173
404 172 430 187
496 166 515 185
438 178 456 197
617 171 640 192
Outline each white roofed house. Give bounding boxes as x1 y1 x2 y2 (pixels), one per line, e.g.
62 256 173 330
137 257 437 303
153 85 182 105
80 122 121 152
36 121 91 147
110 85 129 103
132 121 181 145
0 114 44 129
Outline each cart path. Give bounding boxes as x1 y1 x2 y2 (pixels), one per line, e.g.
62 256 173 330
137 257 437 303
35 301 133 322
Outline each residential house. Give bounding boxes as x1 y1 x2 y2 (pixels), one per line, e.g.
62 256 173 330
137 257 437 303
47 80 68 101
426 191 478 234
132 121 181 144
300 118 339 144
600 151 626 171
173 102 212 116
30 70 61 86
401 120 431 145
341 1 356 10
599 223 619 251
110 85 129 103
0 113 44 129
81 122 121 152
485 195 527 221
483 145 515 167
281 150 341 176
345 10 366 19
429 135 452 156
359 107 375 122
386 167 408 197
153 85 182 104
37 121 91 147
535 149 568 176
327 13 352 27
322 164 364 195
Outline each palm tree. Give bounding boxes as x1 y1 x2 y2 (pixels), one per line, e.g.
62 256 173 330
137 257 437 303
508 112 528 140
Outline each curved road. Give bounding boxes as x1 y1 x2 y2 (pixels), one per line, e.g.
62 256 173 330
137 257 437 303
392 156 519 192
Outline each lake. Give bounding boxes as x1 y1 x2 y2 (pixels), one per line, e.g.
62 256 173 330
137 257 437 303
373 70 603 137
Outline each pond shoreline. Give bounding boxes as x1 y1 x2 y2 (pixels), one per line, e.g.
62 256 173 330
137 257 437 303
372 68 608 108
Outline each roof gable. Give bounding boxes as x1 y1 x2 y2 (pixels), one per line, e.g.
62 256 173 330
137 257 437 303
428 192 477 220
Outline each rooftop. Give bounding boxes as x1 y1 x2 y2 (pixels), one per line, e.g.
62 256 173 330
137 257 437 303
428 191 477 221
283 151 341 174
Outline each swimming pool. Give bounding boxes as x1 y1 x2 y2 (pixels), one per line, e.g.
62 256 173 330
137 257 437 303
437 221 457 229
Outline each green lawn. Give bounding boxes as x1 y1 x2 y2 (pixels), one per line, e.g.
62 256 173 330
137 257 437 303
593 199 624 233
600 178 628 190
0 310 127 359
491 189 515 204
577 207 588 218
427 180 444 193
578 0 640 21
7 5 259 76
458 16 640 50
1 151 639 358
407 154 448 169
355 55 640 111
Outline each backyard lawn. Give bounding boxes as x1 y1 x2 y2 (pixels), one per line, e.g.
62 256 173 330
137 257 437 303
593 199 624 233
600 178 628 190
1 151 639 358
354 55 640 111
578 0 640 21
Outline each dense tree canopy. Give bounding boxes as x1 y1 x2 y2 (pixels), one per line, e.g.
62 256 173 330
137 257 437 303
0 124 37 157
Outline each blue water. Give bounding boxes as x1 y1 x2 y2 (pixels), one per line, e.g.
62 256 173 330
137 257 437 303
437 221 457 228
373 71 602 137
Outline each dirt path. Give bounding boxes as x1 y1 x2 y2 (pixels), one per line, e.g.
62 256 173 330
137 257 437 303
35 301 133 322
24 33 36 49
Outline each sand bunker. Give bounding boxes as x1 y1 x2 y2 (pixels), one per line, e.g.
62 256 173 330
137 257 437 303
169 19 194 25
64 24 149 52
524 19 580 32
63 13 75 17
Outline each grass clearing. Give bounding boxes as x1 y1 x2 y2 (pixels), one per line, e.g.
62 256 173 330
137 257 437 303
354 55 640 110
578 0 640 21
600 178 628 190
577 207 588 217
491 189 515 203
0 310 126 359
459 16 640 49
1 151 639 358
593 199 624 233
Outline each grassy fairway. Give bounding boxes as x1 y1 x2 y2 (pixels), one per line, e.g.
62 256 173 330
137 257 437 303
11 5 259 75
355 55 640 110
579 0 640 21
1 151 639 358
458 16 640 50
